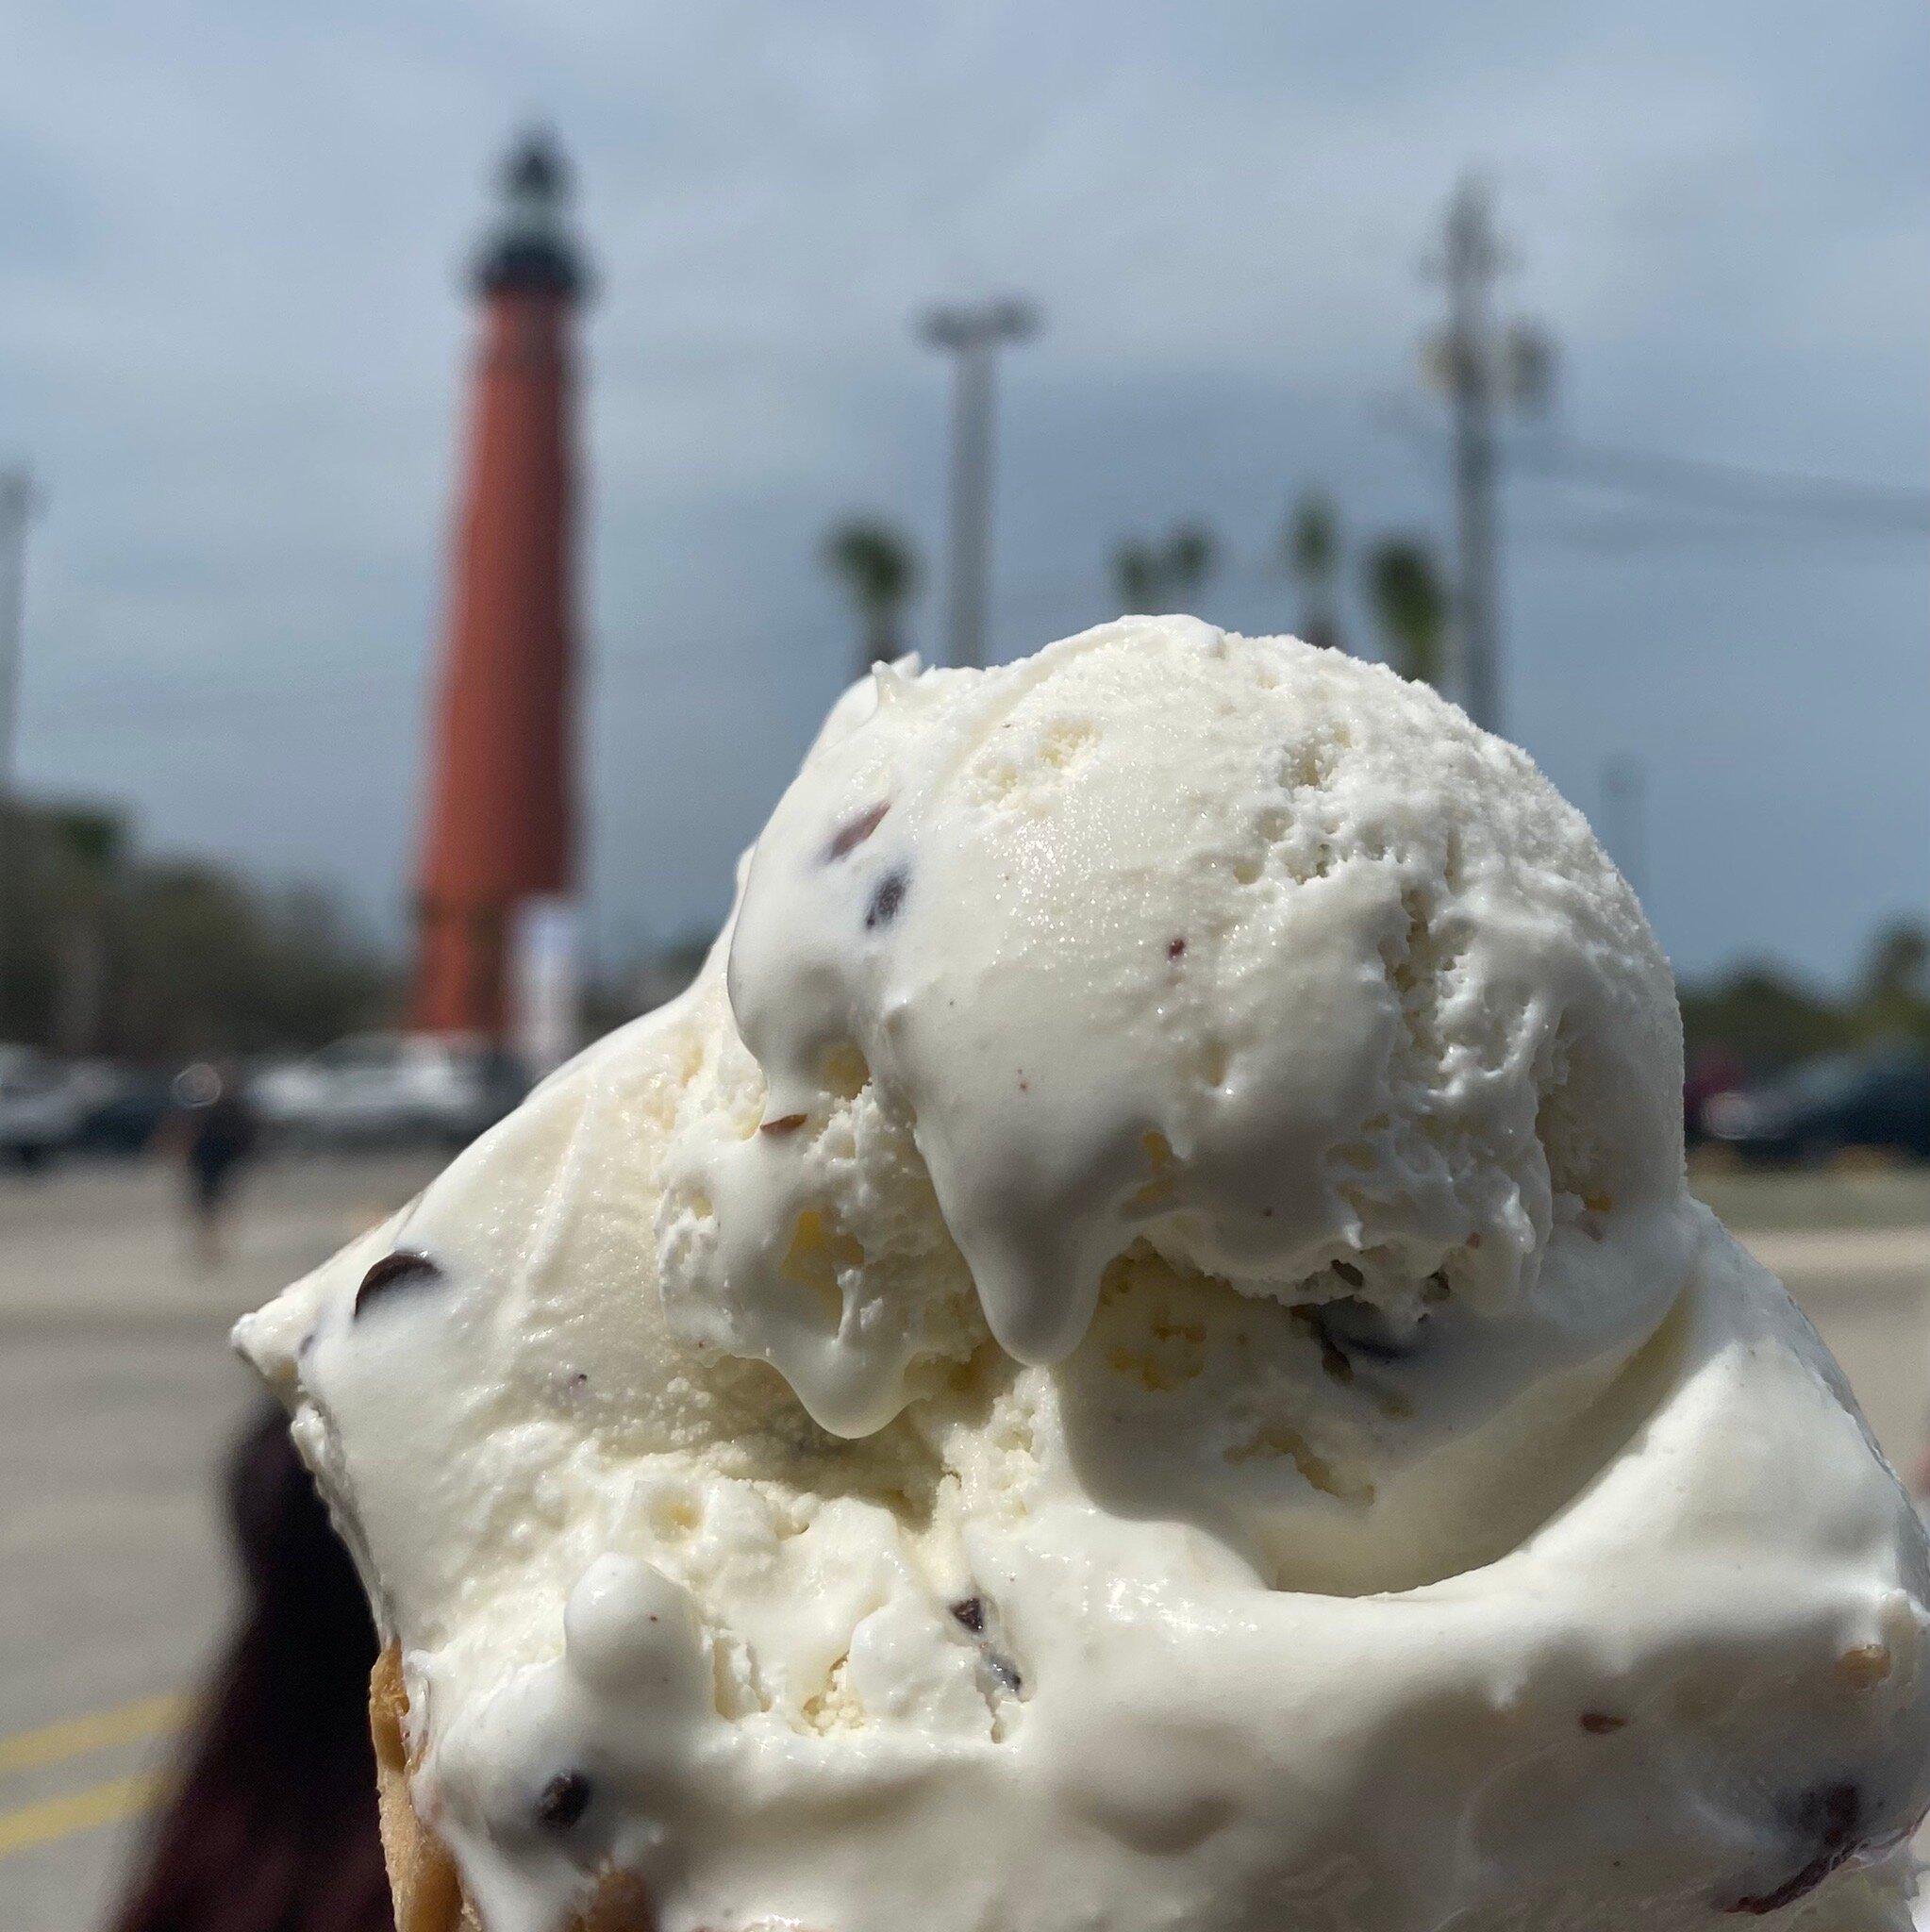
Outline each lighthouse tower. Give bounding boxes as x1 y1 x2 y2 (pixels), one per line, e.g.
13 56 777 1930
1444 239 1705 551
411 131 588 1063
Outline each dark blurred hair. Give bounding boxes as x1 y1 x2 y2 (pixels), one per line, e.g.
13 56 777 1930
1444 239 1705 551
107 1402 391 1932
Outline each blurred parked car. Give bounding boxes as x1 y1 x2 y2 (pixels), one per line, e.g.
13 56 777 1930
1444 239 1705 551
252 1033 524 1148
72 1068 180 1157
0 1044 88 1170
1702 1051 1930 1164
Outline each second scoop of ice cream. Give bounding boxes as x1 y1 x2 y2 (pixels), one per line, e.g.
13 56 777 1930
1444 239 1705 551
660 617 1686 1491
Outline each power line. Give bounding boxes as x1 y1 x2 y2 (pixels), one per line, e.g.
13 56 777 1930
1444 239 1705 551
1511 508 1928 554
1514 436 1930 533
1383 398 1930 539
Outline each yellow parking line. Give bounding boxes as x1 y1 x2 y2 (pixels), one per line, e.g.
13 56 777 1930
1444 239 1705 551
0 1692 190 1776
0 1774 158 1858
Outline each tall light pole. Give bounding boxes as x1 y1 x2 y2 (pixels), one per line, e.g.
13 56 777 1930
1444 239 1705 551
919 298 1039 669
1422 178 1552 736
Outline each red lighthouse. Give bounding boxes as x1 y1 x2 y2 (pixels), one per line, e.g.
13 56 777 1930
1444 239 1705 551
412 131 588 1055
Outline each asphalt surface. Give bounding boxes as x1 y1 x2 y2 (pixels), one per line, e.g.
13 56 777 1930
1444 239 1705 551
0 1153 438 1932
0 1154 1925 1932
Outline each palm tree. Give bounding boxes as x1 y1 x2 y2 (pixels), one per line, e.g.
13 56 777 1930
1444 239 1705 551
1363 536 1447 688
1285 490 1341 651
1112 526 1217 614
1163 525 1215 609
1853 918 1930 1046
823 520 919 679
1112 539 1164 612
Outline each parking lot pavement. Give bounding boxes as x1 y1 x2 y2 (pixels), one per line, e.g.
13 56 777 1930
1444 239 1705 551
0 1154 1925 1932
0 1153 436 1932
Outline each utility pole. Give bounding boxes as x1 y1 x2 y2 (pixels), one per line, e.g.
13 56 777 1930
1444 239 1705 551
0 468 32 798
919 298 1040 669
1423 178 1552 737
0 468 35 1035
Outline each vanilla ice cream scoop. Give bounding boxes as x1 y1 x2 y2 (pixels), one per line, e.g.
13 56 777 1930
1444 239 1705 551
237 618 1930 1932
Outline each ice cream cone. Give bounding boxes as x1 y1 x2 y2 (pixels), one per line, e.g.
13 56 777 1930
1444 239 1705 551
370 1647 465 1932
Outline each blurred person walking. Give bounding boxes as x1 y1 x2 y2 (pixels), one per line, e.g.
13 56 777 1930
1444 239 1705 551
106 1404 389 1932
166 1061 258 1269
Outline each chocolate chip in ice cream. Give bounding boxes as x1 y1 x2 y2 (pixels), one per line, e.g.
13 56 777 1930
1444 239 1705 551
1291 1306 1355 1386
1721 1782 1864 1916
535 1770 592 1832
948 1594 1022 1692
1311 1295 1426 1366
865 868 908 930
824 801 890 861
354 1250 441 1319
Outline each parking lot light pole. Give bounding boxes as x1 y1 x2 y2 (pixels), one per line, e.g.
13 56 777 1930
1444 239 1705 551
919 299 1040 670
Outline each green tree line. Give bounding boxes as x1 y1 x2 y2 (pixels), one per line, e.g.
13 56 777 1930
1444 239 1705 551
1679 921 1930 1074
0 799 390 1061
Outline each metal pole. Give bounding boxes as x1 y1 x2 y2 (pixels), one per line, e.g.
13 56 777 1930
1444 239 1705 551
1441 182 1503 736
947 337 993 669
920 300 1039 670
0 469 30 796
0 469 33 1035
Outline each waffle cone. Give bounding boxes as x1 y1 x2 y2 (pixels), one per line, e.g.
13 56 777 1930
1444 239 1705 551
369 1647 654 1932
370 1647 467 1932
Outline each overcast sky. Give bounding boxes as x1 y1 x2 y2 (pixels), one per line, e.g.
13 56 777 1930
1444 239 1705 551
4 0 1925 986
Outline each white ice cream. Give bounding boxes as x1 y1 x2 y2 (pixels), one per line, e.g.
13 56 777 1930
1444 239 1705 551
237 618 1930 1932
